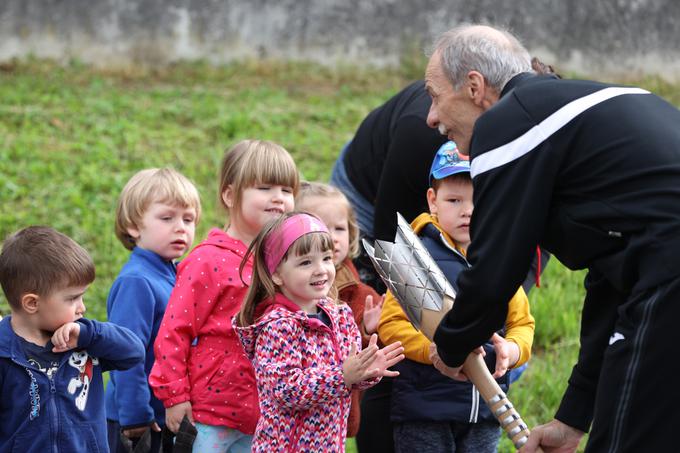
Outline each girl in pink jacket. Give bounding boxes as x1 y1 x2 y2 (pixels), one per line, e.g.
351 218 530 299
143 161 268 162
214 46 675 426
150 140 299 452
234 212 404 452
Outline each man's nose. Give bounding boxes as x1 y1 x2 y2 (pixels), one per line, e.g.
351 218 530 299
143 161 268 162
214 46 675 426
426 105 439 129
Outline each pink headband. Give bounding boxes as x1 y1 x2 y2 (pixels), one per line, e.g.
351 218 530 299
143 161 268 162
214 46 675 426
264 213 329 274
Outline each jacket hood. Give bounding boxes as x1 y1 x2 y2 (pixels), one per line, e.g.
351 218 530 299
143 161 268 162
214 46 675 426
0 317 16 359
234 294 335 361
411 213 466 256
195 228 249 254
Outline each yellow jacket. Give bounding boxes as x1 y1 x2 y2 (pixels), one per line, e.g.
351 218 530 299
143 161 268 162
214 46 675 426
378 213 535 367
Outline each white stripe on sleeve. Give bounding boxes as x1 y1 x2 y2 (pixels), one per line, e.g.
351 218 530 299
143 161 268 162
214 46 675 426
470 87 650 178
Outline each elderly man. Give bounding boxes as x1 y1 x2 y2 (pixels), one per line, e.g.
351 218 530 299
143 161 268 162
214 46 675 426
426 24 680 452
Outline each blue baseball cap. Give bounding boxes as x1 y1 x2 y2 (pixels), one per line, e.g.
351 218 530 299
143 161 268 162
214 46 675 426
429 141 470 185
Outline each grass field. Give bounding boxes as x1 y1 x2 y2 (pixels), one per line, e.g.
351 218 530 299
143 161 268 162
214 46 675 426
1 59 678 452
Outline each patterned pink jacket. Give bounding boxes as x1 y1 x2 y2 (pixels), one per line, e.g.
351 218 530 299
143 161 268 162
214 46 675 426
150 229 259 434
234 294 379 452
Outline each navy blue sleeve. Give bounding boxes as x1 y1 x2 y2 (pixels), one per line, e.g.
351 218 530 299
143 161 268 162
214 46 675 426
76 318 144 372
106 276 157 426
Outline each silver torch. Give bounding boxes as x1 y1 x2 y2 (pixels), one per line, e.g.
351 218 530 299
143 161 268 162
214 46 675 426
363 213 537 451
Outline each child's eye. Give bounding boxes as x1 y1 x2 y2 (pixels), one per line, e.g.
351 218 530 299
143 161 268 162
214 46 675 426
257 185 271 191
184 216 195 223
299 259 311 266
323 255 333 262
335 226 346 232
282 187 293 194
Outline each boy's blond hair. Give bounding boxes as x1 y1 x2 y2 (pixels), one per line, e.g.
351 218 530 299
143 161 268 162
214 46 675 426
0 226 95 310
218 140 299 222
295 181 360 259
115 168 202 250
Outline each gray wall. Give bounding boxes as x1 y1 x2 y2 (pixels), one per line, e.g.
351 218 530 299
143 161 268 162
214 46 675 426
1 0 679 79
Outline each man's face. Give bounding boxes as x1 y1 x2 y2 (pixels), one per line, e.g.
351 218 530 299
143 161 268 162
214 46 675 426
425 51 483 156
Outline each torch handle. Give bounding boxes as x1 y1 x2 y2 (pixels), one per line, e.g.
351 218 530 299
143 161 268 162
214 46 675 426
463 352 542 452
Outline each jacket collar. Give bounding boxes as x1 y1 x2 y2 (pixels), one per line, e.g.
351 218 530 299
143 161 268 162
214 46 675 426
132 246 177 276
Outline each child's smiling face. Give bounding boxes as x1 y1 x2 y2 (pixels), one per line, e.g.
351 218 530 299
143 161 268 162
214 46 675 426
272 240 336 312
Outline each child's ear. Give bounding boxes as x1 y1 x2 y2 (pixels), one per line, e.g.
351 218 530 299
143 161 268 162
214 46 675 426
126 225 140 240
21 293 40 314
271 271 283 287
426 187 438 215
221 185 234 209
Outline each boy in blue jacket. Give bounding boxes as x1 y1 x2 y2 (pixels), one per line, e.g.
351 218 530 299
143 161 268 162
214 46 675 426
105 168 200 453
0 226 144 453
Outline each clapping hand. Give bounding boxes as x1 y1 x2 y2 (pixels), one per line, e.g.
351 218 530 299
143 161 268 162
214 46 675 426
343 334 404 386
361 294 385 335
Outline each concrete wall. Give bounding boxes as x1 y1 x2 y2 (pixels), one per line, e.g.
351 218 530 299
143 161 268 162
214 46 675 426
1 0 678 79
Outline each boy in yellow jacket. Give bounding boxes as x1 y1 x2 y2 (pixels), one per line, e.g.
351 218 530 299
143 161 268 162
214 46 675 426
378 141 535 453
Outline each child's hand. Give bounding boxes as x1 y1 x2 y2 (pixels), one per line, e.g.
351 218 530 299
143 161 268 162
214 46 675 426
361 294 385 335
122 422 161 440
166 401 194 433
51 322 81 353
429 342 486 382
490 333 520 378
343 334 404 386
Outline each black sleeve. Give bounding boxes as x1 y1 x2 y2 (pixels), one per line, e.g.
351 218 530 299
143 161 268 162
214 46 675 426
434 96 561 367
555 271 623 432
372 114 446 241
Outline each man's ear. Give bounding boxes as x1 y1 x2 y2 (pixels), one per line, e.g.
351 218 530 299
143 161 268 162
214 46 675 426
426 187 438 215
21 293 40 314
467 71 499 109
221 185 234 209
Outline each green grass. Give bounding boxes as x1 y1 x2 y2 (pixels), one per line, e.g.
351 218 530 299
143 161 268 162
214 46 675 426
1 59 678 452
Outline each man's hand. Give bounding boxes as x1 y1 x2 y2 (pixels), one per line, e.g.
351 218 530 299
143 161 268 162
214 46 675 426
51 322 81 353
166 401 194 434
429 343 486 381
490 333 520 378
122 422 161 440
519 419 584 453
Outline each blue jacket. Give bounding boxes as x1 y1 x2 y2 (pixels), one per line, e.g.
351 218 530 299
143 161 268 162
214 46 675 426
105 247 176 428
0 317 144 453
390 223 509 424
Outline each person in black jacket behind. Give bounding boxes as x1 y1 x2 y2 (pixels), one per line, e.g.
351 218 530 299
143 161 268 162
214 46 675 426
424 24 680 453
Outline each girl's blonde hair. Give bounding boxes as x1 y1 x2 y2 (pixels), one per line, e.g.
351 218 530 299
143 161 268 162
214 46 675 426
295 182 360 259
115 168 202 250
237 211 335 327
219 140 300 223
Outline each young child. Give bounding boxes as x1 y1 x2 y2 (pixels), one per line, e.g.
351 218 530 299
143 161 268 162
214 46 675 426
149 139 299 453
0 226 144 453
106 168 201 453
295 181 384 437
378 141 535 453
233 212 405 452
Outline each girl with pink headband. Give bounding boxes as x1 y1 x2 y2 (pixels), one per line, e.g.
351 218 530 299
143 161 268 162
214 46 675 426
234 212 405 452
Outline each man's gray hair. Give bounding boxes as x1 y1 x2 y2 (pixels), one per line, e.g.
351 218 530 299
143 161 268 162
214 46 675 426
433 24 532 92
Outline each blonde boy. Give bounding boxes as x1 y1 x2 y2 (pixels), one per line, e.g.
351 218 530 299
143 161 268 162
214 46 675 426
106 168 201 453
0 226 144 453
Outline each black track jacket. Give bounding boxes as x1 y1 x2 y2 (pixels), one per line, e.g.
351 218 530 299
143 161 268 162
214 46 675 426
434 73 680 431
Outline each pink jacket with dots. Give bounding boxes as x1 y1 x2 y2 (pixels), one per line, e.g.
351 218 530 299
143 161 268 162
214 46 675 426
149 228 259 434
234 294 379 452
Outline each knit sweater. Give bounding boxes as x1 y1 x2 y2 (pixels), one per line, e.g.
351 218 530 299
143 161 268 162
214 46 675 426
234 294 379 452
